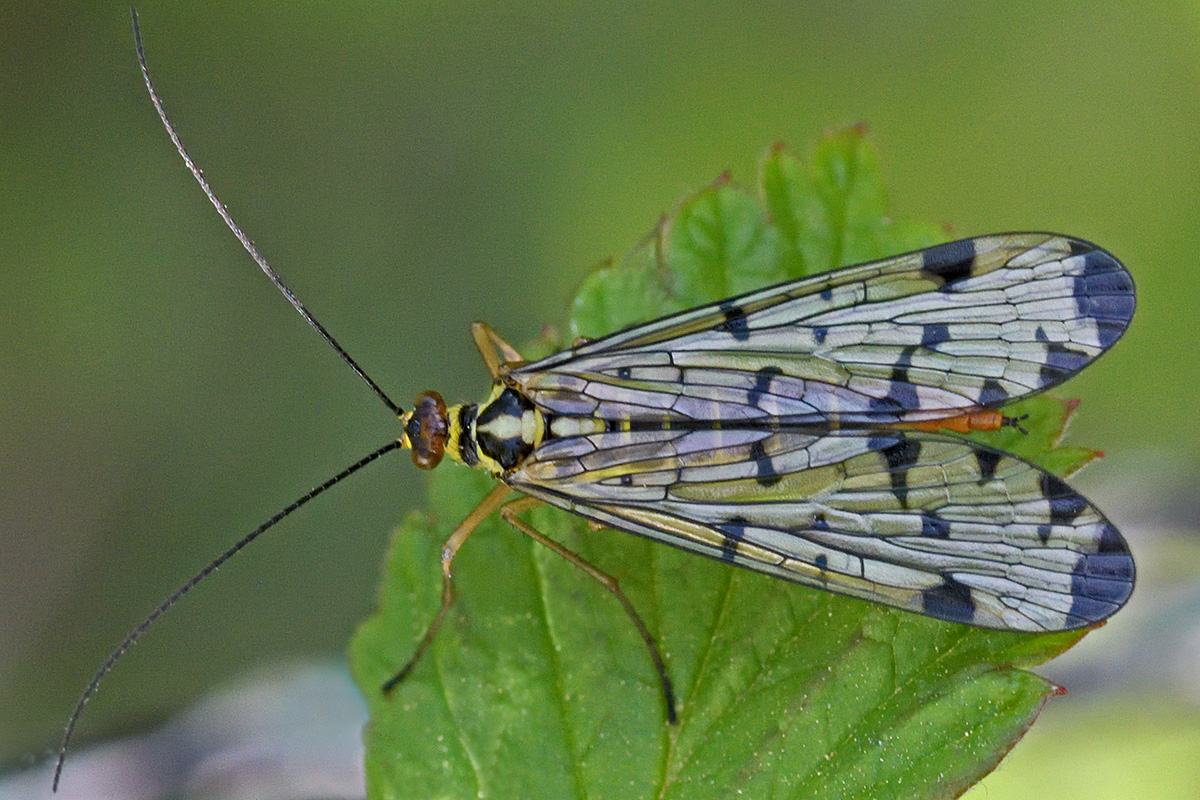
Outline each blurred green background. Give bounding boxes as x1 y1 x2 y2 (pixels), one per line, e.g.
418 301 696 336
3 2 1198 797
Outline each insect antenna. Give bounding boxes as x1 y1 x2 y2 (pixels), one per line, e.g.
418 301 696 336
1003 413 1031 435
131 8 403 417
57 11 414 791
53 438 405 791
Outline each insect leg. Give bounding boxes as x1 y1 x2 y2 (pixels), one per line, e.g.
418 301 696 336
470 321 525 379
499 496 678 724
381 482 513 694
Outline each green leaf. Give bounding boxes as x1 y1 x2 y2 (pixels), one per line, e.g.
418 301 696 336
569 240 680 341
761 132 948 277
350 129 1099 799
667 176 786 307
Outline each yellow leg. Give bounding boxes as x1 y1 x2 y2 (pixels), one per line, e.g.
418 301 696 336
499 496 678 724
471 321 525 380
381 482 513 694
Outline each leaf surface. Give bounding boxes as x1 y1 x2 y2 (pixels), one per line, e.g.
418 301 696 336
351 130 1094 800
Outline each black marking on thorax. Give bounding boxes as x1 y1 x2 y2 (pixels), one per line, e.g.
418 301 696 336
457 404 479 467
475 386 535 471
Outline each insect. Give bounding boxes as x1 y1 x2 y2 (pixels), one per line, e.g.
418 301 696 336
54 9 1136 791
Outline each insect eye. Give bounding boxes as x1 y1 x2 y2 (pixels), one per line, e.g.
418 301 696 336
408 391 449 469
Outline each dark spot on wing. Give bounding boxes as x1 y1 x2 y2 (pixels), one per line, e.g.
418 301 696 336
1070 248 1136 346
813 325 828 345
978 379 1008 406
812 512 829 531
921 323 950 348
975 448 1001 483
866 433 900 454
719 300 750 341
1070 569 1132 606
872 434 921 508
1040 342 1090 386
719 515 749 563
1035 326 1049 343
814 553 828 570
920 238 976 291
750 440 782 487
616 366 632 379
1095 318 1132 349
922 575 977 624
1040 473 1087 525
820 288 833 301
1067 238 1092 256
870 357 920 412
747 366 783 409
879 435 921 470
1095 523 1129 555
1067 529 1135 625
922 513 951 538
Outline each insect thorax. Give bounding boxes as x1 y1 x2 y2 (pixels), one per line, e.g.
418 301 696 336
436 384 545 477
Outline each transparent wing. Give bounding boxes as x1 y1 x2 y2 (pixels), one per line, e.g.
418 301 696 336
509 233 1135 425
509 427 1134 631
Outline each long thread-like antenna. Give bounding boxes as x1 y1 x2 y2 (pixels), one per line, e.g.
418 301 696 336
55 10 414 791
131 8 403 416
53 438 405 791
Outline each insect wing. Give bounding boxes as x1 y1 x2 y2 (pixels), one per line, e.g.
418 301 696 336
509 427 1134 631
508 233 1135 425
